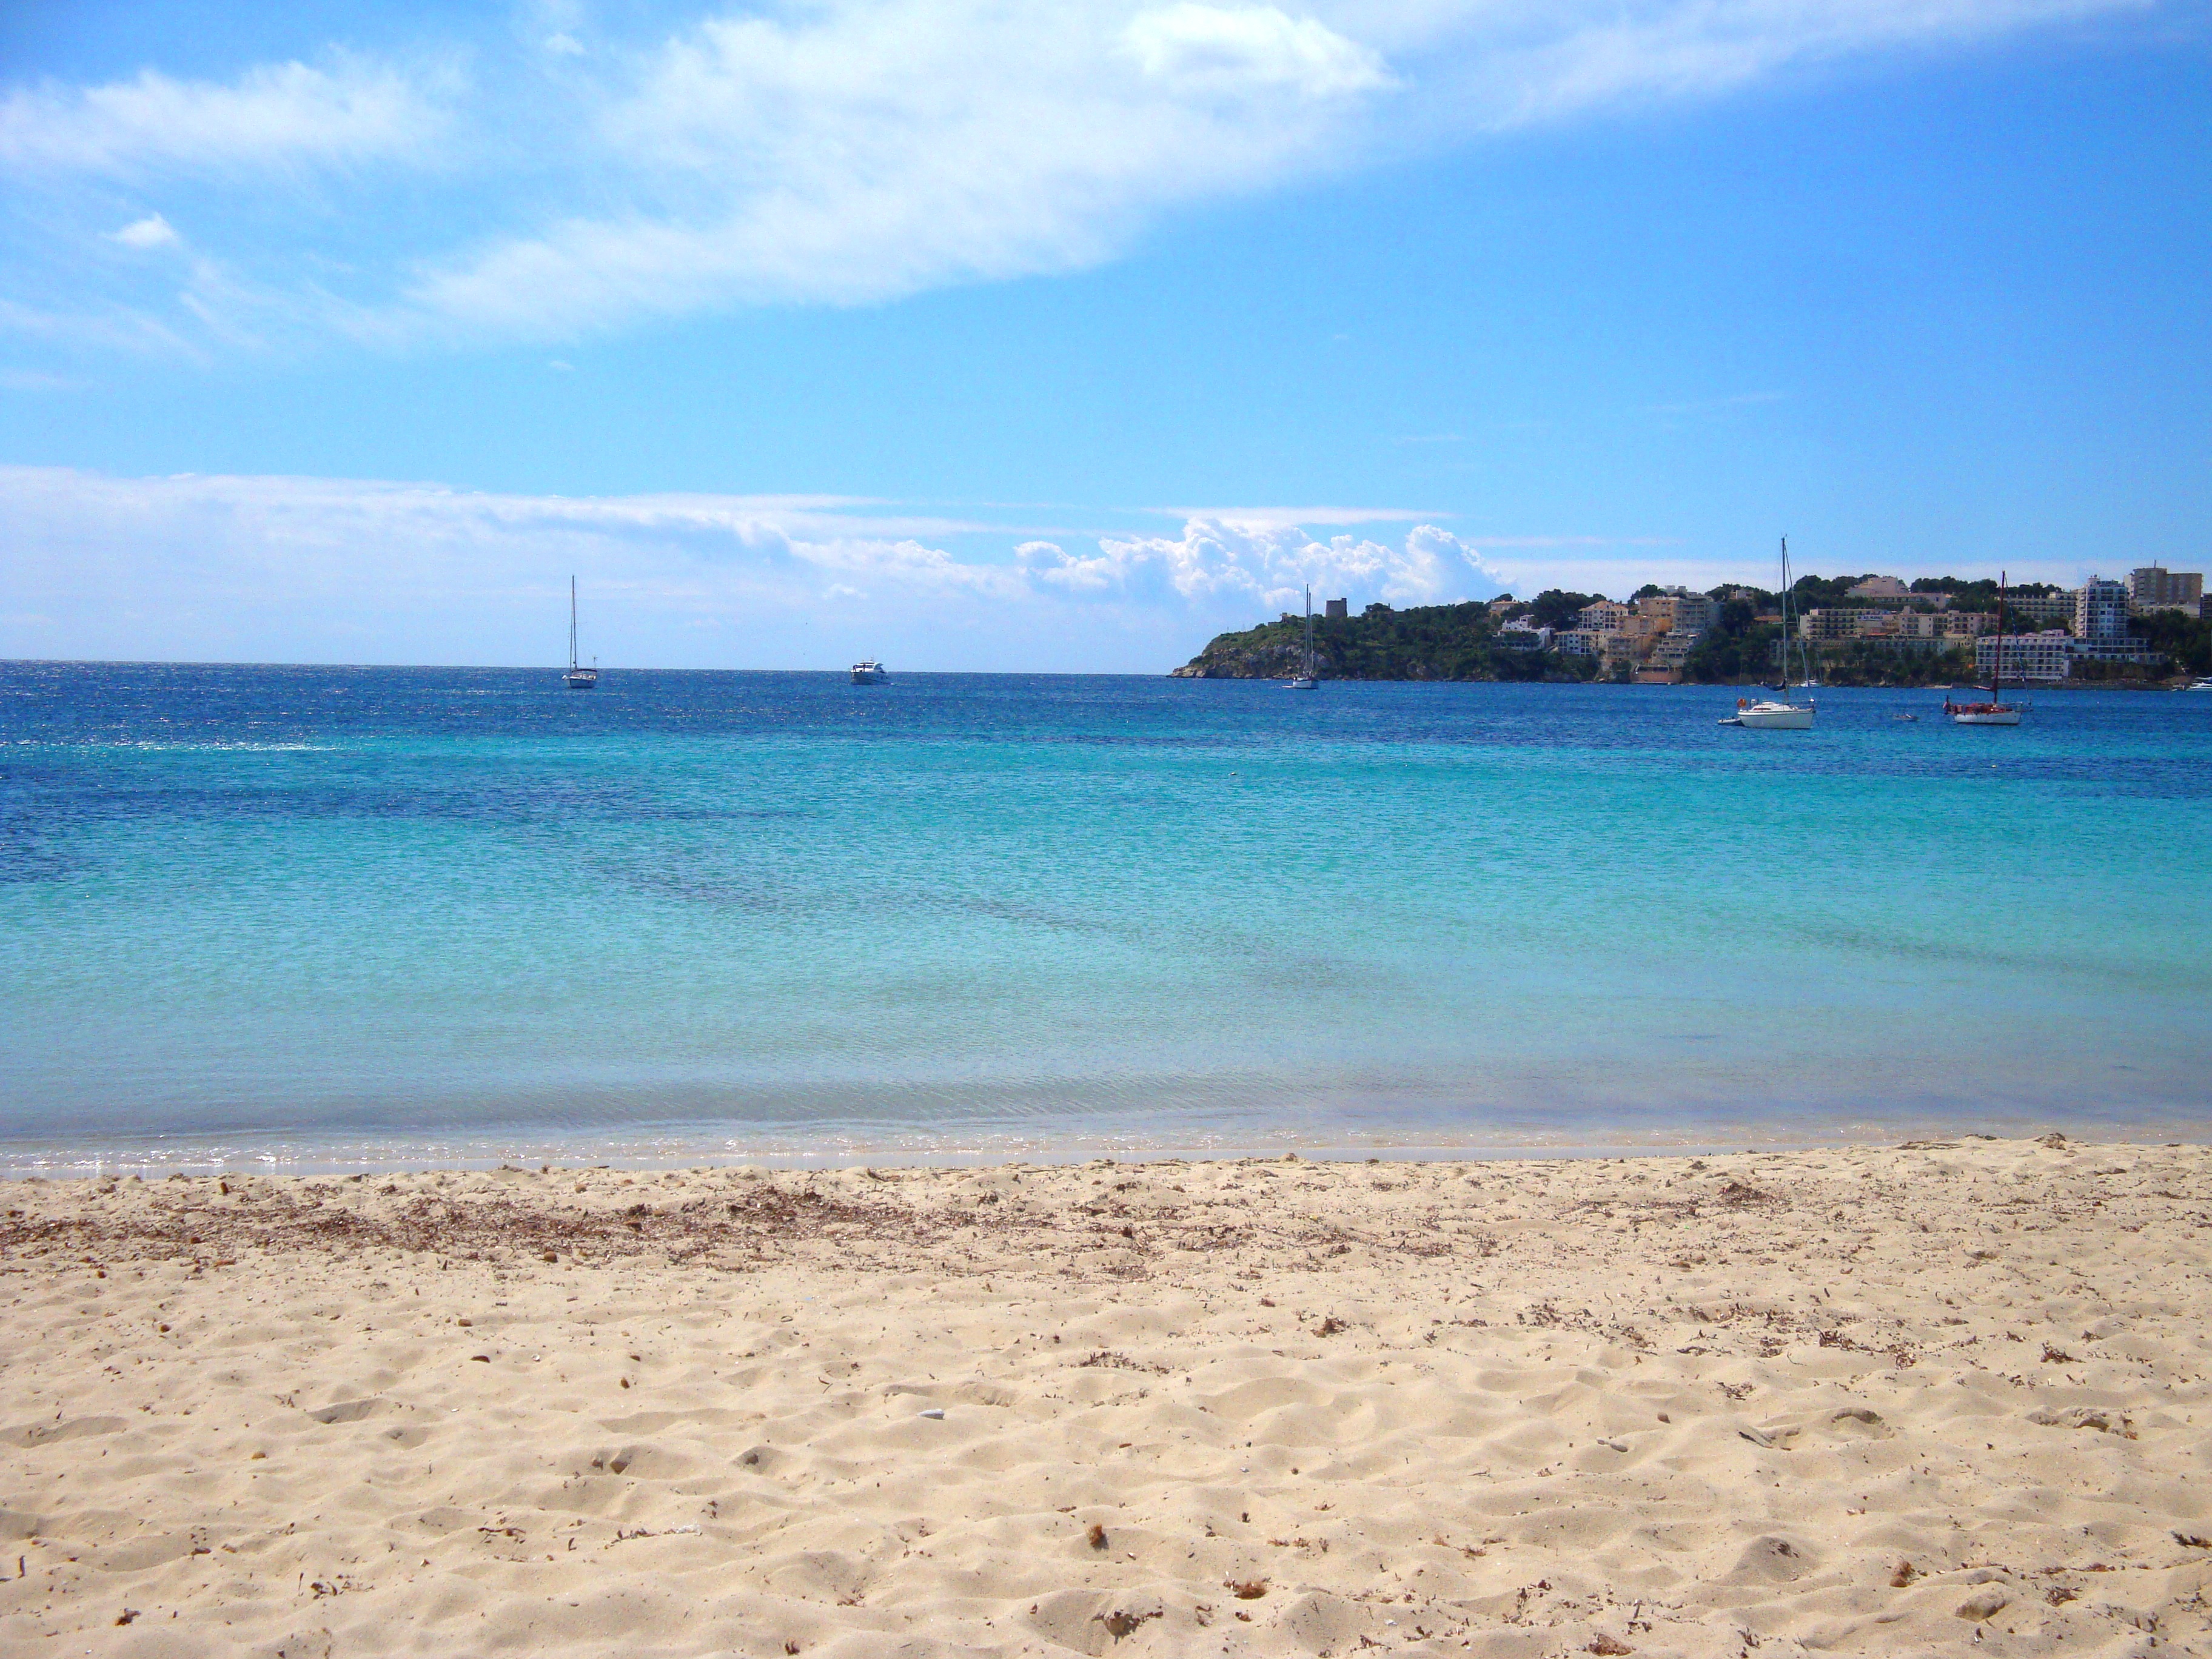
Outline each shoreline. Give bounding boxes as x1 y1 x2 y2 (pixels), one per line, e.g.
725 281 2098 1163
5 1136 2208 1655
7 1121 2207 1181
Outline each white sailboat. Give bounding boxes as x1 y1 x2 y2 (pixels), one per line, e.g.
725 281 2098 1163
1944 571 2024 725
563 576 598 689
1287 586 1319 690
1720 538 1813 729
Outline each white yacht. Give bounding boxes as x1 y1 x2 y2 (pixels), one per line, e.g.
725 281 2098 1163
563 576 598 689
1719 538 1813 729
851 660 889 685
1287 586 1319 690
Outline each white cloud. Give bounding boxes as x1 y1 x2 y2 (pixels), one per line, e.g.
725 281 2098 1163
1024 515 1504 609
0 0 2153 352
1124 4 1392 94
402 0 1393 336
0 56 455 180
0 466 1510 669
108 213 180 250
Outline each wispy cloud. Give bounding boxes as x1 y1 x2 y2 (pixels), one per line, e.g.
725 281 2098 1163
0 0 2154 357
0 56 456 179
107 213 181 250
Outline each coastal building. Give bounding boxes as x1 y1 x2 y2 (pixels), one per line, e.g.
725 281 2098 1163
1574 600 1632 634
1637 591 1718 635
1553 629 1604 657
1599 634 1643 675
1974 631 2077 683
1845 575 1913 602
1798 606 1985 654
2000 591 2074 625
1840 575 1956 608
1496 621 1550 649
2071 576 2162 669
2128 566 2203 613
1325 597 1349 620
1798 609 1872 642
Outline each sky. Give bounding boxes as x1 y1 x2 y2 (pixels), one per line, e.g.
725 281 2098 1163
1 0 2207 671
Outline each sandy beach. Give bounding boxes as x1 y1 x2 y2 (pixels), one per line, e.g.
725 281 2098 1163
3 1136 2208 1657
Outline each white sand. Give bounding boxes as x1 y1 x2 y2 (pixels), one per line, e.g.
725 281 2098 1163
3 1136 2209 1657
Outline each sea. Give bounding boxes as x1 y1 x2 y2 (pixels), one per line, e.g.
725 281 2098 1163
3 662 2208 1175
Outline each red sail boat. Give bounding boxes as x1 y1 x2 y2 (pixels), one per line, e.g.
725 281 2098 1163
1945 571 2024 725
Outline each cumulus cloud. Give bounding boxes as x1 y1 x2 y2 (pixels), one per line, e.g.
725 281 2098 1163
0 0 2145 354
0 467 1508 669
1023 516 1503 608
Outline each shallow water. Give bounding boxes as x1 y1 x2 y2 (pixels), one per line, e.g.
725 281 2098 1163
4 662 2208 1170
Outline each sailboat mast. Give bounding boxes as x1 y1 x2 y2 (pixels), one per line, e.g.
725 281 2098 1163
1992 571 2007 702
569 576 579 672
1780 537 1795 694
1303 585 1315 678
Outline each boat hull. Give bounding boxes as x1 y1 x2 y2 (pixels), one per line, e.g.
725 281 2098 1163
1731 700 1812 729
1286 678 1318 691
563 669 598 690
1948 707 2021 725
851 667 888 685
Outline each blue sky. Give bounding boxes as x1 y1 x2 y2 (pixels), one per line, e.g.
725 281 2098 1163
2 0 2207 670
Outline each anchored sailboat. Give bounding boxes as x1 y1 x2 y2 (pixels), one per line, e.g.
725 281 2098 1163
1944 571 2023 725
1720 538 1814 729
563 576 598 689
1287 586 1319 690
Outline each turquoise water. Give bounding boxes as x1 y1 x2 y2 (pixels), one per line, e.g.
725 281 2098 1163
3 663 2208 1169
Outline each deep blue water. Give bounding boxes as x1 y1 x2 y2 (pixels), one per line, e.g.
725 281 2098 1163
4 662 2208 1170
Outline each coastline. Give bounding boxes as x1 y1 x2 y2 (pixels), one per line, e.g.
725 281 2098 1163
8 1112 2212 1181
5 1136 2208 1655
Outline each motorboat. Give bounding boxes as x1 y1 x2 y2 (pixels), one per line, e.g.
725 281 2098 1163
563 575 598 689
851 660 890 685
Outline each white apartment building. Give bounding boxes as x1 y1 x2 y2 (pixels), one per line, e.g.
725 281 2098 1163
1574 600 1633 633
2073 576 2162 668
1973 631 2078 683
1553 629 1604 657
1496 621 1552 649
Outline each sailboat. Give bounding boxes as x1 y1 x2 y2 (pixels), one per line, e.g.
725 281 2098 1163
563 576 598 689
1287 586 1319 690
1720 538 1814 729
1944 571 2023 725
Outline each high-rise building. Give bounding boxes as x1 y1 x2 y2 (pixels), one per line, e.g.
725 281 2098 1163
2128 566 2203 612
2075 577 2132 643
2063 576 2163 671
